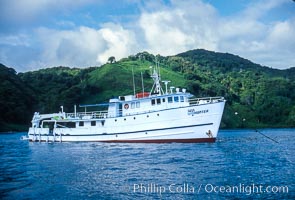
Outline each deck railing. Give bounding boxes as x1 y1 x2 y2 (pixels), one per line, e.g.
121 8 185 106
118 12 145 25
189 96 224 105
65 110 112 119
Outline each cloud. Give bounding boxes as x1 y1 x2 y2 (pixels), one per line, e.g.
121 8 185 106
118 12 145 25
253 18 295 68
139 0 219 55
32 24 138 69
0 0 96 32
0 34 30 46
97 23 139 64
241 0 289 20
35 27 103 68
137 0 294 68
0 0 95 21
0 0 294 71
0 23 139 71
217 0 295 68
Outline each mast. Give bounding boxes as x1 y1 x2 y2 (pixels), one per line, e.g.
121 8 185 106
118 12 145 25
150 60 164 95
132 66 136 96
141 71 144 94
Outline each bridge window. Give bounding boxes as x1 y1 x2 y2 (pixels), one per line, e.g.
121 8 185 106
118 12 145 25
79 121 84 126
136 101 140 108
131 102 135 109
156 98 161 105
168 97 173 103
91 121 96 126
180 96 184 102
151 99 156 105
174 96 179 102
162 98 166 103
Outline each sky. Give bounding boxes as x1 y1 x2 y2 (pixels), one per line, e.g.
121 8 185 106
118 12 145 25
0 0 294 72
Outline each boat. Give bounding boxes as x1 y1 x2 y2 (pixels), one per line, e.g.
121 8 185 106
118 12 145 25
23 64 225 143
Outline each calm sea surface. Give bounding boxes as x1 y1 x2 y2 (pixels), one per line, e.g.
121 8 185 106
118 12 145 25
0 129 294 199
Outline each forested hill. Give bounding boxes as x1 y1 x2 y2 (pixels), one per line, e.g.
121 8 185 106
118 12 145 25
0 49 294 131
0 64 36 131
176 49 295 78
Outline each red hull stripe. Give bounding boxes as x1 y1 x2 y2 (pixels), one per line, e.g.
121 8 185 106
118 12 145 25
102 138 216 143
29 138 216 143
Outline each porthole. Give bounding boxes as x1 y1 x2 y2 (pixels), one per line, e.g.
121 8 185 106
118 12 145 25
133 117 136 120
147 115 149 118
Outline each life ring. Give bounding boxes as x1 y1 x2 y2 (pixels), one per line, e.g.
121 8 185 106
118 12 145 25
124 104 129 109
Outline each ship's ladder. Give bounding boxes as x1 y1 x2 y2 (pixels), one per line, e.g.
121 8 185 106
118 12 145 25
33 128 36 142
38 128 41 142
52 128 62 143
32 128 42 142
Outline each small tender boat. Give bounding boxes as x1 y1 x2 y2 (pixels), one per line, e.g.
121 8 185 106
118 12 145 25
24 64 225 143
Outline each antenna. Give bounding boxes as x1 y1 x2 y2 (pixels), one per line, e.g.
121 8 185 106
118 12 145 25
141 72 144 94
162 81 170 94
170 86 175 94
132 66 136 96
158 61 161 80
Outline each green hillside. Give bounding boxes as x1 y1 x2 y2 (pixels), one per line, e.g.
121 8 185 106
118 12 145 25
0 64 35 131
0 49 294 131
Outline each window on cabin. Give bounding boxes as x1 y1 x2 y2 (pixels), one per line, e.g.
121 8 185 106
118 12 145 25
79 121 84 126
119 96 125 101
151 99 156 105
180 96 184 102
57 122 76 128
156 98 161 105
131 102 135 109
67 122 76 128
162 98 166 103
136 102 140 108
91 121 96 126
168 97 173 103
174 96 179 102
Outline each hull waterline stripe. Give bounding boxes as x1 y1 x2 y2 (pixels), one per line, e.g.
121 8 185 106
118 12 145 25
29 123 213 137
103 138 216 143
30 138 216 143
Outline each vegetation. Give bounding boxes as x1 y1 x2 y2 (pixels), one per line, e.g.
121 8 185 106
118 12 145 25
0 49 294 132
108 56 116 64
0 64 35 131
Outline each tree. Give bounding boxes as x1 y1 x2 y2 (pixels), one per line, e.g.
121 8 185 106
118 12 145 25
108 56 116 64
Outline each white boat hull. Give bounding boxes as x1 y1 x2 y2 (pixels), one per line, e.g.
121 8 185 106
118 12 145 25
27 101 225 143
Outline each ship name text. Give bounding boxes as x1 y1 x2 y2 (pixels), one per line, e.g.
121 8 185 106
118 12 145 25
187 109 209 115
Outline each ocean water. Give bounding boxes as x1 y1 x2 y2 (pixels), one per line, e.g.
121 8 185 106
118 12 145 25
0 129 294 200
